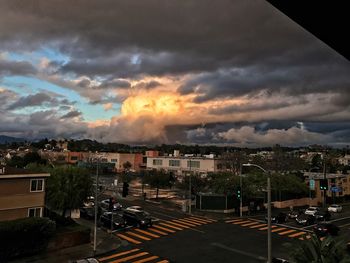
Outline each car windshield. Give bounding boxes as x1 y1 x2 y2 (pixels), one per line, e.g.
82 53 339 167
331 205 338 207
308 207 317 211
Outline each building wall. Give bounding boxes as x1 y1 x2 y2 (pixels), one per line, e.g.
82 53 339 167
0 178 46 221
146 157 222 174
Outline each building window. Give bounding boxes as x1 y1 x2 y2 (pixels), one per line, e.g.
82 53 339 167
28 207 42 217
169 160 180 167
30 179 44 192
101 158 108 163
111 159 118 163
187 160 200 169
153 159 163 166
70 156 78 161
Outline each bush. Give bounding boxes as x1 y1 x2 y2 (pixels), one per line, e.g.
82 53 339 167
0 217 56 261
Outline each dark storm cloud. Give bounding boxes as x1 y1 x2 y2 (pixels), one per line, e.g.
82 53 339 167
96 79 131 89
60 110 82 119
7 93 54 110
1 0 343 78
0 59 37 77
7 92 75 110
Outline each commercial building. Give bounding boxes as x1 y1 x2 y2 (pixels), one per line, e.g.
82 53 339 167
0 166 50 221
146 151 226 176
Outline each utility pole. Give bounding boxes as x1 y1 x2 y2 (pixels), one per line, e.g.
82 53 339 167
188 158 192 215
267 171 272 263
323 151 327 208
93 160 99 256
239 163 243 217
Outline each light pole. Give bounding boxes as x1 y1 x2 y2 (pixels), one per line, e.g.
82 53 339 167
308 167 319 206
239 163 243 217
188 158 192 215
93 159 99 255
243 163 271 263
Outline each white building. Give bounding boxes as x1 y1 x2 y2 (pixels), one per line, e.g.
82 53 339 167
146 151 226 176
339 155 350 166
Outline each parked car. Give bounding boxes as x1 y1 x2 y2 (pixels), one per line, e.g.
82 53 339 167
79 207 95 220
123 209 152 228
314 210 331 221
74 258 99 263
288 210 303 219
313 222 340 237
305 206 320 216
328 204 342 213
99 212 126 230
296 214 316 226
265 212 288 224
272 258 289 263
100 199 123 211
125 206 150 216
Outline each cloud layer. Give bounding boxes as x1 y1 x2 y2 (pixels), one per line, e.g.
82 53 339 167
0 0 349 146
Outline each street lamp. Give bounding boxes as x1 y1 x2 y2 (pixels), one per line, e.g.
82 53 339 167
188 158 192 215
243 163 271 263
239 163 243 217
93 159 99 255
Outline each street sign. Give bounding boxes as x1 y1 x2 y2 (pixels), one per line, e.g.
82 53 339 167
331 186 341 192
309 179 315 190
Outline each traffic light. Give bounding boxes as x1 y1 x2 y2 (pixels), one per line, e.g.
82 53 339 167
122 182 129 197
237 186 241 199
320 179 328 190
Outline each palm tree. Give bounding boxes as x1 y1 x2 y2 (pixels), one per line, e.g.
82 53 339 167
287 234 350 263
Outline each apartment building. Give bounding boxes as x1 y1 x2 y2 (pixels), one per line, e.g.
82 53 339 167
305 172 350 203
146 151 226 175
0 166 50 221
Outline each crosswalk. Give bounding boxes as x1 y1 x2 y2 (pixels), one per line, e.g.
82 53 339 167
225 218 313 241
97 248 169 263
116 216 216 245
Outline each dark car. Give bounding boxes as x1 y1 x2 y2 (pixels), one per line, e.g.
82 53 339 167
99 212 126 230
272 258 289 263
288 210 303 219
265 212 288 224
123 209 152 228
80 207 95 220
100 198 123 212
296 214 315 226
314 210 331 221
313 223 340 237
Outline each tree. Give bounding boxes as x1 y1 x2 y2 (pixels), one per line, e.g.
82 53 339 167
46 166 93 217
122 161 132 171
286 234 350 263
143 169 172 199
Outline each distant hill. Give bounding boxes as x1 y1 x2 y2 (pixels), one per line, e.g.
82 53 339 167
0 135 26 144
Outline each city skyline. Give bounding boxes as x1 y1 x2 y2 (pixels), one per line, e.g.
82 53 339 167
0 0 349 147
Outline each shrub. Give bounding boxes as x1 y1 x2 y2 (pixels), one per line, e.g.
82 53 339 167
0 217 56 261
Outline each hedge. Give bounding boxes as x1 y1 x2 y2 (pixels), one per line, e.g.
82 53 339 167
0 217 56 261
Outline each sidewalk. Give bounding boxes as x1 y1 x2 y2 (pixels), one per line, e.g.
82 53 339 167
9 222 122 263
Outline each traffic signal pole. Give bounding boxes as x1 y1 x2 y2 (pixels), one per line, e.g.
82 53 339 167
239 164 243 217
323 152 327 208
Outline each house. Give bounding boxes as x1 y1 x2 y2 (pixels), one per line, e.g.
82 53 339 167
0 166 50 221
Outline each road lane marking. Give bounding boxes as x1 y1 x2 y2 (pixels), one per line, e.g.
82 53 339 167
338 222 350 228
148 227 168 235
233 220 251 225
278 229 296 235
225 219 242 223
134 229 160 238
153 224 176 233
165 220 191 228
241 222 260 227
110 252 149 263
172 219 197 227
156 260 170 263
191 216 216 223
179 218 203 225
288 231 306 238
158 222 183 230
98 248 140 262
211 242 266 261
132 255 159 263
184 218 208 224
259 225 277 230
249 223 266 229
271 227 287 233
162 220 190 229
126 231 151 241
116 234 141 244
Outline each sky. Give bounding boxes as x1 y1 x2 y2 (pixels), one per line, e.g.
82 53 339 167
0 0 349 147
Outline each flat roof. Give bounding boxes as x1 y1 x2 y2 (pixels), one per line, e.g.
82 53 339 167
0 166 50 179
